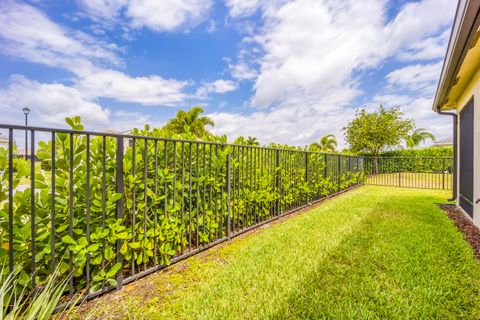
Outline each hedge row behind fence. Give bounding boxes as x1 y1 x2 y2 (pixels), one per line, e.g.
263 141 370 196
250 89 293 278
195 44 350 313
0 125 364 302
363 156 453 174
361 147 453 174
371 146 453 158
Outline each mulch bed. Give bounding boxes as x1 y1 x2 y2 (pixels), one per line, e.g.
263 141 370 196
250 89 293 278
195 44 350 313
440 204 480 259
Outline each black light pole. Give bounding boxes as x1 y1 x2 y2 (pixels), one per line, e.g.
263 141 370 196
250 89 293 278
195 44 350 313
22 107 30 159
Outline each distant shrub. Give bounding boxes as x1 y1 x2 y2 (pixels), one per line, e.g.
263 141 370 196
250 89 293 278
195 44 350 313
373 146 453 158
361 147 453 174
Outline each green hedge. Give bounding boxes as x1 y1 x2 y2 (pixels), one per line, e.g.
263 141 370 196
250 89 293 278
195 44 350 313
362 147 453 174
0 118 363 296
374 147 453 158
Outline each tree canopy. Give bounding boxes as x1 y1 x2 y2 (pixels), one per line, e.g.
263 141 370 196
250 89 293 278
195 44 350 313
342 106 414 155
233 136 261 146
405 128 435 149
163 106 214 138
310 134 337 152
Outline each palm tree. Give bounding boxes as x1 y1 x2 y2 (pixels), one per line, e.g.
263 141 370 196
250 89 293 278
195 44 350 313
310 134 337 152
405 128 435 149
245 136 260 146
164 106 215 138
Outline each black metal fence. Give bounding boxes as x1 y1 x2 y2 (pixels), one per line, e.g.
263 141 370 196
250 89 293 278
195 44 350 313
0 124 364 304
364 156 453 190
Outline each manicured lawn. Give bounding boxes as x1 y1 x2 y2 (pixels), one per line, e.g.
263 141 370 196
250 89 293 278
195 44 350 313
366 172 453 190
78 186 480 319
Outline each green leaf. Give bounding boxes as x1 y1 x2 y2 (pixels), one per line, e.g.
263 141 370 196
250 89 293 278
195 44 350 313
87 243 100 252
18 271 30 286
106 278 118 287
110 193 122 202
117 232 130 239
78 237 88 247
129 242 140 249
106 262 122 278
61 235 76 245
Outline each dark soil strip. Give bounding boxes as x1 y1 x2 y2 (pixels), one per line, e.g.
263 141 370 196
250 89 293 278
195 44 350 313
440 204 480 259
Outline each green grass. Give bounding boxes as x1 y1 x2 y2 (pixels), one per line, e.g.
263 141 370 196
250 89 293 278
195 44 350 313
366 172 453 190
79 186 480 319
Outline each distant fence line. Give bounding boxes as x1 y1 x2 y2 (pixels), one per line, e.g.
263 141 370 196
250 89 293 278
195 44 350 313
0 123 364 305
364 156 453 190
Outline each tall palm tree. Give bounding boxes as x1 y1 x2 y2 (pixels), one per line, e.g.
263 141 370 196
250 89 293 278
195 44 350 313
245 136 260 146
405 128 435 149
310 134 337 152
164 106 215 138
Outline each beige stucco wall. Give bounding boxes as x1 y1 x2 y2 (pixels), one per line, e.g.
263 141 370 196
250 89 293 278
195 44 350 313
456 66 480 226
0 140 8 149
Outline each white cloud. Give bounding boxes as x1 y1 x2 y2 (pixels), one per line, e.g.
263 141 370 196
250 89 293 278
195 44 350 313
210 105 352 147
398 29 451 61
0 0 457 149
127 0 211 31
0 1 196 107
196 79 238 97
0 1 120 73
206 20 217 33
225 0 265 18
110 110 154 131
235 0 454 109
77 0 126 23
0 75 110 128
228 60 258 80
76 68 189 106
78 0 212 32
216 0 455 147
210 85 360 147
0 75 163 133
383 0 455 58
386 62 443 92
249 0 386 109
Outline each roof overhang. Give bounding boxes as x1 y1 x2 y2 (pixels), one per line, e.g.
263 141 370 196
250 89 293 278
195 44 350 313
433 0 480 111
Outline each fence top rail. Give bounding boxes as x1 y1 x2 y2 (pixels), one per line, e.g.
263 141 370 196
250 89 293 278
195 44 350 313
0 123 364 158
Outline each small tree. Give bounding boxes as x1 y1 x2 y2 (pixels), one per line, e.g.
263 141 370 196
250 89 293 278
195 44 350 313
163 106 214 138
342 106 413 156
245 136 260 146
233 136 260 146
405 128 435 149
310 134 337 152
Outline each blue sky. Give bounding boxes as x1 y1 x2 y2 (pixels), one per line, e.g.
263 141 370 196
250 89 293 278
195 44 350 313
0 0 456 148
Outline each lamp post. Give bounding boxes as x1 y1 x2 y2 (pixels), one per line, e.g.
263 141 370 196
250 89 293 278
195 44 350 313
22 107 30 159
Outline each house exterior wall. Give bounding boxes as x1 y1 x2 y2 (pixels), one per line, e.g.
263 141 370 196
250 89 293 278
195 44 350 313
0 140 8 149
456 66 480 226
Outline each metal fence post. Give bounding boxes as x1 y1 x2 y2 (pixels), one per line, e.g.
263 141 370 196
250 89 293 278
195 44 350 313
323 153 327 178
305 152 309 204
442 158 445 190
226 153 231 240
357 157 361 185
275 149 280 215
7 129 15 309
115 136 124 290
398 158 401 187
337 154 341 190
8 129 14 276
